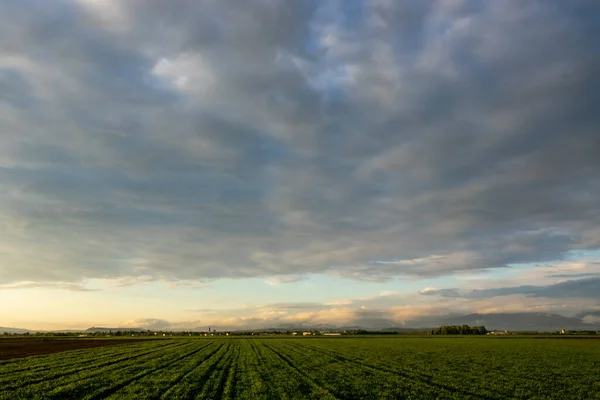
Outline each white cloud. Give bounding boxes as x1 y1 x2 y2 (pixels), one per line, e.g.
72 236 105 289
0 0 598 292
74 0 130 31
265 276 305 285
582 315 600 325
151 54 215 93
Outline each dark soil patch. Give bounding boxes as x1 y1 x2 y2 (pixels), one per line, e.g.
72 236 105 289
0 338 149 360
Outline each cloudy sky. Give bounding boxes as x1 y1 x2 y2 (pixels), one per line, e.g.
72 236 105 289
1 0 599 330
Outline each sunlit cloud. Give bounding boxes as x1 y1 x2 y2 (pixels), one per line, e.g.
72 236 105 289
0 0 599 329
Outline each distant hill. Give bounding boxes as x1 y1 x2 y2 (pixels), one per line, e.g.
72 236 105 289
0 326 32 334
378 327 432 333
5 312 600 334
440 313 597 331
265 312 600 333
85 327 144 333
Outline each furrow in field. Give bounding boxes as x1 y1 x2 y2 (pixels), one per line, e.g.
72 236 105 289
197 341 238 399
244 339 285 399
216 340 240 399
152 341 226 400
81 341 218 400
262 342 340 400
104 341 224 399
230 340 268 400
28 342 199 399
0 341 186 390
156 340 232 399
247 339 321 400
288 342 449 380
272 341 426 399
0 342 140 369
1 342 192 400
0 340 169 378
246 339 266 367
284 342 493 400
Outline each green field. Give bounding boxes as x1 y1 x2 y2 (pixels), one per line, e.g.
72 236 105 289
1 337 599 399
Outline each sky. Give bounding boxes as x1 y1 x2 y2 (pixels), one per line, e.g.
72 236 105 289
1 0 599 331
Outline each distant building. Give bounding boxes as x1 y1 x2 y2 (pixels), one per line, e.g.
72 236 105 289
323 333 341 336
303 331 311 336
488 330 509 335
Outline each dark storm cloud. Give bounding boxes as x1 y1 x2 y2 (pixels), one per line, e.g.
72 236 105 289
549 273 600 279
423 278 600 299
1 0 599 285
267 302 329 310
577 310 600 319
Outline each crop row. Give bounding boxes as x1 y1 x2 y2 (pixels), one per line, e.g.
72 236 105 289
1 337 599 399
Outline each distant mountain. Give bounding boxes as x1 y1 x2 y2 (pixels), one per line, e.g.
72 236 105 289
440 313 597 331
264 312 600 332
85 327 144 333
5 312 600 334
379 327 432 333
0 326 32 334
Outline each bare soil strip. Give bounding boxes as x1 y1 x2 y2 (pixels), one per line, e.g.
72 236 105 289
0 338 151 361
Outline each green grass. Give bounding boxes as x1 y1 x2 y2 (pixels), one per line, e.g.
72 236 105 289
1 337 599 399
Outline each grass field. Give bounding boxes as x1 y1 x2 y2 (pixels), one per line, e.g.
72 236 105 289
1 337 599 399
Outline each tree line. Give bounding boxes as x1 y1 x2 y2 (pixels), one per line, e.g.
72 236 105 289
431 325 488 335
